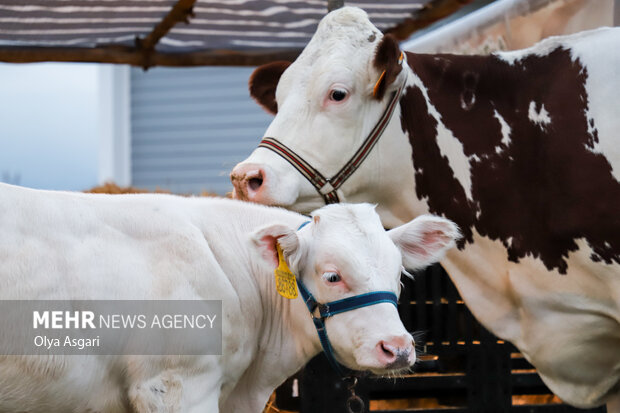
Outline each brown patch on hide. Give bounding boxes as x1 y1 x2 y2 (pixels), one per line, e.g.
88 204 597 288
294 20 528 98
372 34 403 100
402 49 620 273
400 85 475 247
249 61 291 115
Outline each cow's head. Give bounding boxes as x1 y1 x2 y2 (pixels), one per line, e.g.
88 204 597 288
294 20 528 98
231 7 409 216
251 204 459 373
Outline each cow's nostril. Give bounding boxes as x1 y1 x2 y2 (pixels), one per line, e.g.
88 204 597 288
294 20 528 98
380 342 396 359
377 337 414 368
248 177 263 191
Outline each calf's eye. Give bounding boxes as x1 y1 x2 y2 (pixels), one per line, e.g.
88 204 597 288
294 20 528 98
322 272 341 283
329 89 347 102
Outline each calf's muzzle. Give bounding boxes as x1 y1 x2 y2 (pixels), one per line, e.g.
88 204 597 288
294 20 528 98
376 334 415 369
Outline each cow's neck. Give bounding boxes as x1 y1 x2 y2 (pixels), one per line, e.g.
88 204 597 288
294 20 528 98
395 52 497 231
203 209 321 411
229 258 321 410
255 266 322 377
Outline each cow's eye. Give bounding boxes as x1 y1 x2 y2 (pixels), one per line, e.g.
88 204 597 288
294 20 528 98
322 272 341 283
329 89 347 102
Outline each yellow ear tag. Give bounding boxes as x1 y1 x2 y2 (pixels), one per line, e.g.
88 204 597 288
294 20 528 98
274 244 298 299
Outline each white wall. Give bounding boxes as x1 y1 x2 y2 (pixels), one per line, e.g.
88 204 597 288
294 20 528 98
98 64 131 187
0 62 100 191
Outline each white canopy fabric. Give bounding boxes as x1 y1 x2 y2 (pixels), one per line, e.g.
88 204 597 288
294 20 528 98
0 0 472 67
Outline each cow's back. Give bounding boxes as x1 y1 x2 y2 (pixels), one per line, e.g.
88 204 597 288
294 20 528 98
498 26 620 178
0 183 231 300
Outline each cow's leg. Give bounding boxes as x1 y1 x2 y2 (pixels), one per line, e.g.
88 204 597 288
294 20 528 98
129 372 222 413
185 396 220 413
607 392 620 413
221 390 270 413
220 371 274 413
129 372 184 413
441 235 522 342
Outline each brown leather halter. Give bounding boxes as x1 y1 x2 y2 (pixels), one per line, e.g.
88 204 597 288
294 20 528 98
257 53 407 204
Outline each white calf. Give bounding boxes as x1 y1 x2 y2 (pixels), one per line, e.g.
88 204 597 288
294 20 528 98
0 183 458 412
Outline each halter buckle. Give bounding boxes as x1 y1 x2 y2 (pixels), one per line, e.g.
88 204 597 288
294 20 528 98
309 306 320 320
319 181 335 195
318 303 330 317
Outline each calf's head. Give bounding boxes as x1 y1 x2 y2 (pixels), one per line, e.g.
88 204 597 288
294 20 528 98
251 204 459 373
231 7 407 213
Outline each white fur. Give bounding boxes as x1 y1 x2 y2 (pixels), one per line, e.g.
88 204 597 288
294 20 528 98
0 183 456 412
568 27 620 182
528 101 551 127
493 108 512 153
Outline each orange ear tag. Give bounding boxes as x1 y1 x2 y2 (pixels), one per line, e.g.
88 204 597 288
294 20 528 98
373 70 386 97
275 244 298 299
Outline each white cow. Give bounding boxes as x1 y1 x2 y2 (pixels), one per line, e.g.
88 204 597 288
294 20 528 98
231 7 620 409
0 183 458 412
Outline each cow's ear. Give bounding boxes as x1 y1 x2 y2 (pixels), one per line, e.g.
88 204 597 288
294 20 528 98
251 223 300 270
388 215 460 270
249 61 291 115
372 34 403 100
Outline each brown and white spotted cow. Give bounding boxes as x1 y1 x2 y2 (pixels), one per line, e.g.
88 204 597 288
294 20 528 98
231 7 620 410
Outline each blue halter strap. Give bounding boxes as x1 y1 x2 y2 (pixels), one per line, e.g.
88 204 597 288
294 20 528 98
295 221 399 375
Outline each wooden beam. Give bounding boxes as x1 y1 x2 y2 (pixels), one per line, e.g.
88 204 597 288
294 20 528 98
134 0 198 68
137 0 196 51
327 0 345 12
0 46 302 67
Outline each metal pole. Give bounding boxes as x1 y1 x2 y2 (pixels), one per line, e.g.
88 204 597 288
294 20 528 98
327 0 344 12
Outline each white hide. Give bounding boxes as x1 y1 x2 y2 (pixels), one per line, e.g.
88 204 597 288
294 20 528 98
527 101 552 127
0 183 459 413
569 28 620 182
443 232 620 408
493 109 512 153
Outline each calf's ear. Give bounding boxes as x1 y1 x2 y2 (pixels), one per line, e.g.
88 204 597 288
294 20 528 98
388 215 460 270
251 223 300 270
372 34 404 100
249 61 291 115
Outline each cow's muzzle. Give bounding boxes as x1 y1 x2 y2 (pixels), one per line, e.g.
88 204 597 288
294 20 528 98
230 163 266 202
